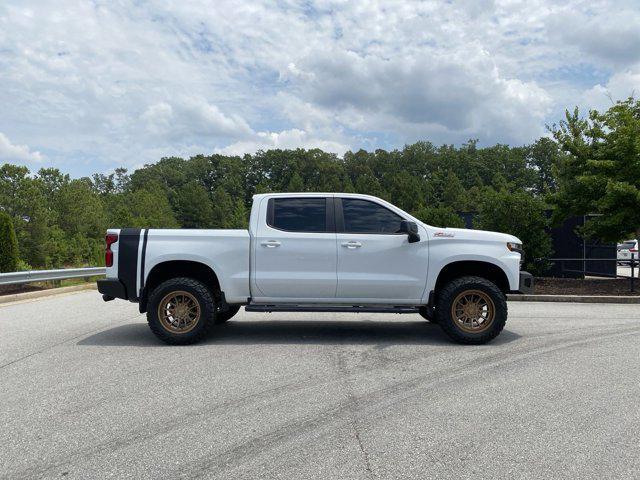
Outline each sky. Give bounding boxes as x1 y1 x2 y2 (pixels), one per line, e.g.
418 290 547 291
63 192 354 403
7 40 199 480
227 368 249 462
1 0 639 177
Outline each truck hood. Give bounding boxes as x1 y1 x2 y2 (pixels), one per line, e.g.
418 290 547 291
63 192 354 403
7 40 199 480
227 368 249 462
426 226 521 244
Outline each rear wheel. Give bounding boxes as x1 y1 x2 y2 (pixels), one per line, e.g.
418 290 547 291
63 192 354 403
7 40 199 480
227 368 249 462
147 277 216 345
214 305 241 324
435 276 507 344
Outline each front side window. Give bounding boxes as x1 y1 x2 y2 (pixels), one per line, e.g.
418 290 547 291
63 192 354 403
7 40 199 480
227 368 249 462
342 198 403 234
269 198 327 232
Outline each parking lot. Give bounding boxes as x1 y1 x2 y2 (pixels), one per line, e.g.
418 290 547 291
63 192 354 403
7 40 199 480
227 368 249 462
1 291 640 479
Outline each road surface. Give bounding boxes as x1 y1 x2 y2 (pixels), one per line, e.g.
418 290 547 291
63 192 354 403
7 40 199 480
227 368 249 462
1 291 639 479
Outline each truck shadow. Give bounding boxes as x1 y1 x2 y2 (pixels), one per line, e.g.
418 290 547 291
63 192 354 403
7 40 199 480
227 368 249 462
78 319 521 347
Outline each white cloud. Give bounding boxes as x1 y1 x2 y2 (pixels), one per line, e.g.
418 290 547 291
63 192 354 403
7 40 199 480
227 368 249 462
0 0 639 176
141 103 174 135
289 47 551 144
0 132 43 164
549 6 640 68
581 69 640 112
217 128 350 156
141 97 253 139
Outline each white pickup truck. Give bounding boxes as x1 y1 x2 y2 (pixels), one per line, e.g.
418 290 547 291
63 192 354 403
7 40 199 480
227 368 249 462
98 193 532 345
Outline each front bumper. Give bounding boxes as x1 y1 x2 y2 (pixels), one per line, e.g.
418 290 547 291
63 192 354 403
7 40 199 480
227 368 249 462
518 271 534 294
97 278 127 300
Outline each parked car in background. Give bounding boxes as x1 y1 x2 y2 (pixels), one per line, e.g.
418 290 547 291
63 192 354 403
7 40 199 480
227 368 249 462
617 239 638 265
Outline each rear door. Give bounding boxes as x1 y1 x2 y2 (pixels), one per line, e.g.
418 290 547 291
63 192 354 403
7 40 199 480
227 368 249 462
253 196 337 299
335 197 427 302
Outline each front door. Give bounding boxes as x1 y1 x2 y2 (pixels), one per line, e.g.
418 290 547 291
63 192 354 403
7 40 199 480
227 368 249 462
254 196 337 299
335 198 428 302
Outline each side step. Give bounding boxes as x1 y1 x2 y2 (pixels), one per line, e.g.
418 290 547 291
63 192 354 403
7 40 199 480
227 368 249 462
245 305 420 314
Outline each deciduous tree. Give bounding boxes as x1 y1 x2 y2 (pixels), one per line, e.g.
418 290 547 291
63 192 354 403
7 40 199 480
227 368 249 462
475 189 552 273
551 98 640 242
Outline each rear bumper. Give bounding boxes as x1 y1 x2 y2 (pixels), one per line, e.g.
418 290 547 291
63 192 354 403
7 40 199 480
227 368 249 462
517 271 534 294
97 279 127 300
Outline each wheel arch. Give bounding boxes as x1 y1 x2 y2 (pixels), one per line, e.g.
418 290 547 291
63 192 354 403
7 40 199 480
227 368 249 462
139 260 221 313
434 260 510 297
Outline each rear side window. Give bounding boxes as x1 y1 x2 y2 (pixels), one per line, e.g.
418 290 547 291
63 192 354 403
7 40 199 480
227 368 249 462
268 198 327 232
342 198 403 234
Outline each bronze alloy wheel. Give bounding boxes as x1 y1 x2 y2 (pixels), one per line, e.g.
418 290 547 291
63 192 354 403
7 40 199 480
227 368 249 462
157 290 201 334
450 289 495 333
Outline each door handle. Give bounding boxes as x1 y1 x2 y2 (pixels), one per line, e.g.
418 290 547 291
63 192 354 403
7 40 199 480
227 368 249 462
261 240 281 248
341 241 362 249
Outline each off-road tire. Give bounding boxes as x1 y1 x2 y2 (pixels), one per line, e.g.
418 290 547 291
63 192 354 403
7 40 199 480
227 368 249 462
419 306 437 323
147 277 216 345
435 276 507 345
214 305 241 324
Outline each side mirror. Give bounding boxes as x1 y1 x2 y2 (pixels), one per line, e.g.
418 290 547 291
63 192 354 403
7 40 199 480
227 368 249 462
399 220 421 243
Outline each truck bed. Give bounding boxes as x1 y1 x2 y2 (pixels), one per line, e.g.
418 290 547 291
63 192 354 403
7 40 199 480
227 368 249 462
104 228 251 304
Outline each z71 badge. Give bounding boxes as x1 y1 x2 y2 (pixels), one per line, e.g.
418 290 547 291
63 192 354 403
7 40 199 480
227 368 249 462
434 231 455 238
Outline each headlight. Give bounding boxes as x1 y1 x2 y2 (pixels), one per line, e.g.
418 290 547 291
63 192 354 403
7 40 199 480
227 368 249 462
507 242 524 264
507 242 523 253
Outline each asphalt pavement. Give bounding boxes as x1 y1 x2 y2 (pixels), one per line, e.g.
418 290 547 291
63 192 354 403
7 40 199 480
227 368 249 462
1 291 639 479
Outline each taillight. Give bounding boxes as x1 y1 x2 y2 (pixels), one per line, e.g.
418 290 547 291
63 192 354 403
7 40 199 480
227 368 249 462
105 233 118 267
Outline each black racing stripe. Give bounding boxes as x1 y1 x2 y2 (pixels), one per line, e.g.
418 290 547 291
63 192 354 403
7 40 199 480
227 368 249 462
139 229 149 298
118 227 141 300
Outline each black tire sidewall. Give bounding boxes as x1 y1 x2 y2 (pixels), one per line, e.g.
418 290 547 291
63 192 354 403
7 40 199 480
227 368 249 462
147 277 216 345
435 276 507 344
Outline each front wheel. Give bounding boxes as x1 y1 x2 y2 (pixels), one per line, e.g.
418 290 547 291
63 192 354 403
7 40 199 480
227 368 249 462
147 277 216 345
435 276 507 344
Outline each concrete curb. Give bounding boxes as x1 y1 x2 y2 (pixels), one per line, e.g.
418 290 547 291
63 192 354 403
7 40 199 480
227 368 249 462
0 283 97 305
508 294 640 304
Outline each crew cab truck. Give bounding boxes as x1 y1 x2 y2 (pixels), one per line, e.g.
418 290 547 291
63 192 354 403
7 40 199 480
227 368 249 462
98 193 533 345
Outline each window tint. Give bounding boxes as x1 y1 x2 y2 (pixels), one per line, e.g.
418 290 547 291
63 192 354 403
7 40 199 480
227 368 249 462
342 199 403 234
270 198 327 232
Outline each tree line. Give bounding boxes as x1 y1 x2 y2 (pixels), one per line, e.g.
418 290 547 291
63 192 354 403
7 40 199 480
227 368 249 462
1 98 638 275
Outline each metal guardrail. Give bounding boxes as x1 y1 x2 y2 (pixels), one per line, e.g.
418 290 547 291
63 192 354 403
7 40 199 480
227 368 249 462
0 267 105 286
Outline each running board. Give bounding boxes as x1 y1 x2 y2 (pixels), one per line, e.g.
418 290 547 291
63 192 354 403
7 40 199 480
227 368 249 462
245 305 420 314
